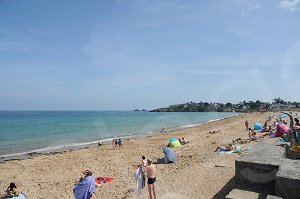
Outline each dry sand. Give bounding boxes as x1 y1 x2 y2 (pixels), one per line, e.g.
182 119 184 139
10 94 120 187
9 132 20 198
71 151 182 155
0 112 276 198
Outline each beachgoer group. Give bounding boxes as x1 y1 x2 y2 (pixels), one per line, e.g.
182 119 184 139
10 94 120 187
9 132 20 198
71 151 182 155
112 138 123 149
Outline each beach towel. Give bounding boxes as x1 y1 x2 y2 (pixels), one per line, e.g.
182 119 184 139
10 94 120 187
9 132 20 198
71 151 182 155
234 146 242 152
134 167 143 196
73 176 95 199
5 193 27 199
95 176 113 187
216 151 233 154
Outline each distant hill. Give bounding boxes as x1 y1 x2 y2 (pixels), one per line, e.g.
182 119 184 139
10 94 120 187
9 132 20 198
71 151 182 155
150 98 300 112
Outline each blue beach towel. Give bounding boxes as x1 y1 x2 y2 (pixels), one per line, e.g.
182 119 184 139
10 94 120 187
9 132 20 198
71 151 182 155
73 176 95 199
5 193 27 199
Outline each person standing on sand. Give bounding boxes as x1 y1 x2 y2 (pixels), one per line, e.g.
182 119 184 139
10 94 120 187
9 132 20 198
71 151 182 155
245 120 249 131
141 156 147 188
118 138 123 148
112 139 116 150
115 138 118 149
73 169 96 199
143 159 157 199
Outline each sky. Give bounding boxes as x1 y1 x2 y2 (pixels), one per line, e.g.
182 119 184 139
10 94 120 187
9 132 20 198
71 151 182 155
0 0 300 110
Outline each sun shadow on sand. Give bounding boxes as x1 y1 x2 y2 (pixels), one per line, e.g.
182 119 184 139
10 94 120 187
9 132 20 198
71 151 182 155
212 176 270 199
211 177 236 199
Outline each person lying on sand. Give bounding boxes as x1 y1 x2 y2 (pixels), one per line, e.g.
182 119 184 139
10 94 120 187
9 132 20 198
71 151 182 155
73 169 96 199
232 138 248 144
208 130 221 134
214 144 233 152
1 182 19 199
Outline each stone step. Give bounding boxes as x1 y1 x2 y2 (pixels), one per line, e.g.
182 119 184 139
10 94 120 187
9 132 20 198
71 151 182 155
235 140 285 193
225 189 260 199
266 195 282 199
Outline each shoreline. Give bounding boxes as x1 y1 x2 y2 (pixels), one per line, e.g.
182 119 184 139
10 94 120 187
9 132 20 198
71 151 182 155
0 112 272 198
0 113 239 163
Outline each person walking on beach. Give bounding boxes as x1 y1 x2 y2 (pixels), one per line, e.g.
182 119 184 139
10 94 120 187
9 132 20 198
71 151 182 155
143 159 157 199
118 138 123 148
245 120 249 131
112 139 116 150
115 138 118 149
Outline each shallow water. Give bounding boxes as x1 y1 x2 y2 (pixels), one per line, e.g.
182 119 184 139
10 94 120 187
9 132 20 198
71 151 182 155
0 111 236 156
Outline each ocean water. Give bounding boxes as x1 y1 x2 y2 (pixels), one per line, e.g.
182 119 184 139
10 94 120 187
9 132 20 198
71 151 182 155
0 111 237 157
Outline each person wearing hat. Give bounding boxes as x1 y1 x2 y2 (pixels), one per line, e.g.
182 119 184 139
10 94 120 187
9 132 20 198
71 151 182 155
73 169 96 199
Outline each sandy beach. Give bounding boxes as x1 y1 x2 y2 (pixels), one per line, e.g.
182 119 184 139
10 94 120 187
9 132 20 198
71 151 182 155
0 112 275 198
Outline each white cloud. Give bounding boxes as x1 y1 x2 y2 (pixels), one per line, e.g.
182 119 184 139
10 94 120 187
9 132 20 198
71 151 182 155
279 0 300 10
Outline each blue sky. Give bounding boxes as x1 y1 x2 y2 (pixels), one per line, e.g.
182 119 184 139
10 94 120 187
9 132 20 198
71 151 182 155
0 0 300 110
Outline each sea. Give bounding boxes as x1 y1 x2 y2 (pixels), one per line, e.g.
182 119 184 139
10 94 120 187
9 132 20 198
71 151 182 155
0 111 237 157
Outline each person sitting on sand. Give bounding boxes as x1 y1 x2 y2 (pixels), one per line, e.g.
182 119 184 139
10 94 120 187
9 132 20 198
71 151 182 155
293 118 300 133
1 182 19 199
214 144 233 152
248 128 255 140
178 138 182 144
160 128 166 133
181 138 188 145
232 138 249 144
73 169 96 199
250 132 258 141
295 118 300 126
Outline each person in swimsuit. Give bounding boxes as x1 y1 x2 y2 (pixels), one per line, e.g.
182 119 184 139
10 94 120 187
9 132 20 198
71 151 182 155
1 182 18 199
143 159 156 199
115 139 118 148
214 144 233 152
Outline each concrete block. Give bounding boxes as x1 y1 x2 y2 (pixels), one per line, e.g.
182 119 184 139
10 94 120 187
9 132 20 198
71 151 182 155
266 195 282 199
225 189 259 199
235 140 284 193
276 159 300 199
